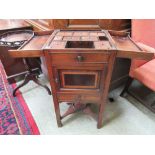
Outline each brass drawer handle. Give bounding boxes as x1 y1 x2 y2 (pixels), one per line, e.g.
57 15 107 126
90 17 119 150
76 55 84 62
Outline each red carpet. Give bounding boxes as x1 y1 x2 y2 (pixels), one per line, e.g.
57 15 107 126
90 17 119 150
0 60 40 135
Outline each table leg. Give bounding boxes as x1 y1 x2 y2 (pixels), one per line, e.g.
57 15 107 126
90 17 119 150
13 58 51 96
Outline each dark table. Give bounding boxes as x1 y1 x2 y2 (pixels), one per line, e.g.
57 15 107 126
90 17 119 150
0 20 51 96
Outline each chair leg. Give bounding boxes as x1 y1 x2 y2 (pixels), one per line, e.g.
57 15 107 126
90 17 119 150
120 77 133 97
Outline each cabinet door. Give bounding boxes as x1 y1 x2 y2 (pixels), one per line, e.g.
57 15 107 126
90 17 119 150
57 69 101 89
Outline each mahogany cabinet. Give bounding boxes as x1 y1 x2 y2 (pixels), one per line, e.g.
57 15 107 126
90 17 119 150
8 29 153 128
25 19 131 90
46 30 152 128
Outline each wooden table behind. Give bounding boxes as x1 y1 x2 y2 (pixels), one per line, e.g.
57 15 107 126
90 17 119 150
0 19 40 81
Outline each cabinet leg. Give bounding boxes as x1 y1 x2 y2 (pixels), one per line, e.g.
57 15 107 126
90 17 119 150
53 97 63 127
97 103 105 129
57 119 63 127
120 77 133 97
55 110 63 127
55 107 63 127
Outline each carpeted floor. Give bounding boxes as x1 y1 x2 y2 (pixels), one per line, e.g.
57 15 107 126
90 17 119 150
15 75 155 135
0 60 39 135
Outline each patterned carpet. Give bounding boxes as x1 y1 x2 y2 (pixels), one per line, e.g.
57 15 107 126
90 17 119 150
0 60 40 135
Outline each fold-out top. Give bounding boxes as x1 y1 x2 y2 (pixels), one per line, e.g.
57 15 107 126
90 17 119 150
8 29 154 60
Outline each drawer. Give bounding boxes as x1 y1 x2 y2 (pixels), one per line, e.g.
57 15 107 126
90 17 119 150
57 93 101 103
9 31 53 58
50 53 110 65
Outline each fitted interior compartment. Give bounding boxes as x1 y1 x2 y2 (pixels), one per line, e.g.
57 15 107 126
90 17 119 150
65 41 94 48
98 36 108 41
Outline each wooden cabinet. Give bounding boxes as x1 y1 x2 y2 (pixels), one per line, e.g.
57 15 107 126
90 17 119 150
44 30 118 128
25 19 131 90
43 30 152 128
56 19 131 90
8 29 153 128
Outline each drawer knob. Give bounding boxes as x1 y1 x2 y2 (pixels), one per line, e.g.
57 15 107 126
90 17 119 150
76 55 84 62
55 78 59 83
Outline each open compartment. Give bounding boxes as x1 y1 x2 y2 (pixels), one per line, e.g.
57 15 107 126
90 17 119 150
98 36 108 41
65 41 95 49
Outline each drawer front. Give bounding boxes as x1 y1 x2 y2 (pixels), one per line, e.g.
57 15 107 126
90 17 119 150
57 93 101 103
51 53 109 65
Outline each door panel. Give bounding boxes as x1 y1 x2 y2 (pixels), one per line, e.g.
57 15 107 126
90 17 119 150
59 70 100 89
